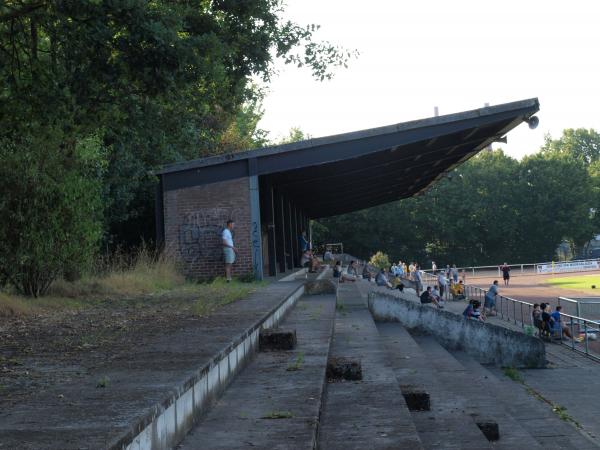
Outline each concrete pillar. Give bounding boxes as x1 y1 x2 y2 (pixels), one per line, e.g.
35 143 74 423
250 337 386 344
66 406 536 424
248 159 263 280
274 190 286 273
292 205 300 267
284 199 294 270
264 185 277 277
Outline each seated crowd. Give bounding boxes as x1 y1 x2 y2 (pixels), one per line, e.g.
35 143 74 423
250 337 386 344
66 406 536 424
532 303 579 341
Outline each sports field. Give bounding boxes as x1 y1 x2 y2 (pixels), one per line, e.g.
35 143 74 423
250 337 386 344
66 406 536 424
546 274 600 291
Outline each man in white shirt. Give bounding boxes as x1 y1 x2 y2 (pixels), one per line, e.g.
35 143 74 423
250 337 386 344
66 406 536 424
222 220 237 282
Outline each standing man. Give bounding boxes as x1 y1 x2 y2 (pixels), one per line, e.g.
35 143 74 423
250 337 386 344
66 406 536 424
222 220 237 282
437 271 448 299
299 230 309 253
500 263 511 286
414 264 423 296
432 261 437 275
451 264 459 284
485 280 499 316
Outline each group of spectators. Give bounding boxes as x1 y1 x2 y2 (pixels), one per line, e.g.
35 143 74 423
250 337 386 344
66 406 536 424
532 303 579 341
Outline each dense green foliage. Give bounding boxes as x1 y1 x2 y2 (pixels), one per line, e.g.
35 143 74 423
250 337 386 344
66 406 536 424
369 251 390 270
0 1 351 295
0 129 104 296
315 129 600 267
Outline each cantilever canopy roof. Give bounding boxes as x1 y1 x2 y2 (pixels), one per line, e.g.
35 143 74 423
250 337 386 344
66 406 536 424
158 98 539 218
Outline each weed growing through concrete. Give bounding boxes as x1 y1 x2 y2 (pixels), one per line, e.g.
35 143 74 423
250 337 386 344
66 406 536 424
503 368 583 430
502 367 521 382
336 301 345 311
309 305 323 320
96 376 110 388
261 411 293 419
286 352 305 371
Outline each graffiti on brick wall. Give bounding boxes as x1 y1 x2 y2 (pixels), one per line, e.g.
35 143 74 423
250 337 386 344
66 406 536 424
178 208 243 264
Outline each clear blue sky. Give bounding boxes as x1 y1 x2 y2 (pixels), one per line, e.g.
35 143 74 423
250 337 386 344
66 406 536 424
258 0 600 159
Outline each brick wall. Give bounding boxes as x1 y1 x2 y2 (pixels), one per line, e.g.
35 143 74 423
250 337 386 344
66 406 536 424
163 177 253 279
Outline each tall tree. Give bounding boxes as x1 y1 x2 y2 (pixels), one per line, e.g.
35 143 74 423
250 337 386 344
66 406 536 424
0 1 353 293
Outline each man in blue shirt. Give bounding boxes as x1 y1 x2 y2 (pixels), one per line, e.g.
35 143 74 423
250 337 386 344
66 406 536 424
484 280 499 316
551 305 575 340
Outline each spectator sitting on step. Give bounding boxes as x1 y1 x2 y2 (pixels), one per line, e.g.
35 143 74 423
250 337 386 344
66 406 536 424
540 303 554 338
431 285 441 301
420 286 443 308
343 260 358 282
324 249 333 263
462 299 474 318
300 250 320 273
333 261 342 278
450 280 466 300
375 268 393 289
532 303 543 335
362 264 375 281
551 305 575 340
469 300 485 322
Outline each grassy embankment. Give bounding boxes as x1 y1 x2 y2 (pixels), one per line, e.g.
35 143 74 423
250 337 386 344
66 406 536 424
0 250 263 317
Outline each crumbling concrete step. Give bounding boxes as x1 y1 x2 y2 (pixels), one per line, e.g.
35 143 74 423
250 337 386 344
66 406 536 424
376 323 493 450
317 283 424 450
411 334 548 450
177 293 336 450
456 353 600 450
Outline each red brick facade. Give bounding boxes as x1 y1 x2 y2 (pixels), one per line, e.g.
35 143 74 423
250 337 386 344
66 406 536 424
163 178 253 279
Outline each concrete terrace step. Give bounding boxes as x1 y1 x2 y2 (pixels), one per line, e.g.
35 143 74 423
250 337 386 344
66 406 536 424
0 281 305 450
317 283 424 450
410 334 544 450
375 323 494 450
177 293 336 450
456 354 600 450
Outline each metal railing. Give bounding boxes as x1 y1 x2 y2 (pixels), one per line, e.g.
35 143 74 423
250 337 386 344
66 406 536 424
421 257 600 278
464 285 600 362
558 296 600 320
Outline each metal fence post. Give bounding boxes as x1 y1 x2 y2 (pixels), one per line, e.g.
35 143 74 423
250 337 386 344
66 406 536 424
570 318 575 351
520 302 524 327
584 321 589 356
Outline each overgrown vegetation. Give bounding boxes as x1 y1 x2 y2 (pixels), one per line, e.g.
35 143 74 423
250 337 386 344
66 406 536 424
0 1 354 297
502 367 522 382
261 411 294 419
286 352 305 372
369 251 391 270
0 247 262 317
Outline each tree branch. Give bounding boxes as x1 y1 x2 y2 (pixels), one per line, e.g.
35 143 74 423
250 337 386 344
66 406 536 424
0 2 47 23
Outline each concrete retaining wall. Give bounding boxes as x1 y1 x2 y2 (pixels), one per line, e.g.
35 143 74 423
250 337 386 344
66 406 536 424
116 284 305 450
368 291 546 368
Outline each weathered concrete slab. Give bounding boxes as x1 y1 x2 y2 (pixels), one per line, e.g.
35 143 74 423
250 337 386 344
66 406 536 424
318 283 424 450
442 291 600 447
368 289 546 368
376 322 495 450
178 293 336 449
0 281 304 450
